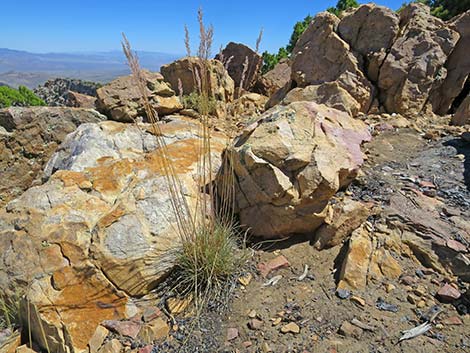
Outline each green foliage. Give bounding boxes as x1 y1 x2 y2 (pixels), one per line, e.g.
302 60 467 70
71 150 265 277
0 291 21 330
398 0 470 20
286 15 313 53
327 0 360 16
182 91 217 115
0 85 45 108
261 15 312 74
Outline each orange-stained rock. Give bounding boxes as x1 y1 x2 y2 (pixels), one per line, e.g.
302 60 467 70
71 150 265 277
337 225 373 291
21 267 128 353
0 116 226 352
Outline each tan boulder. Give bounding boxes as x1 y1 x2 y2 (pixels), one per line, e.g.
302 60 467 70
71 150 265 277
216 42 263 91
224 101 370 238
282 82 361 116
314 199 376 250
378 3 460 115
290 12 374 113
66 90 97 109
337 4 399 82
96 70 182 122
0 107 105 207
452 94 470 125
254 59 291 98
0 117 226 352
160 57 235 102
430 11 470 115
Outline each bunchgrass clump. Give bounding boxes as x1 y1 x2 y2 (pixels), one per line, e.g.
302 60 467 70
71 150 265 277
173 222 242 299
122 7 244 314
182 91 217 115
0 293 21 330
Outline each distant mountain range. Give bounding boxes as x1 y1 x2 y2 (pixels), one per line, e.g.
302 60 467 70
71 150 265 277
0 48 181 88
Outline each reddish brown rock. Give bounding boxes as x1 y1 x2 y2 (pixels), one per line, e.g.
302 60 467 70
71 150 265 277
254 59 291 97
258 255 290 277
216 42 263 91
66 90 97 109
226 327 239 341
437 284 461 302
160 57 234 102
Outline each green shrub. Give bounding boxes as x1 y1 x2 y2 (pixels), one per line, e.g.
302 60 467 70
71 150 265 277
327 0 359 16
0 85 45 108
182 91 218 115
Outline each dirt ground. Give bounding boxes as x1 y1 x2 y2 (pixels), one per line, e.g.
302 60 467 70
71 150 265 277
152 122 469 353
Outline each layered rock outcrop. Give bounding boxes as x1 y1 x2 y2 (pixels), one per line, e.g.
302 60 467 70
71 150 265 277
224 101 371 238
289 12 375 113
34 78 100 106
161 57 235 102
96 70 182 122
0 117 226 352
216 42 263 91
377 3 459 115
431 10 470 115
0 107 106 207
266 4 470 119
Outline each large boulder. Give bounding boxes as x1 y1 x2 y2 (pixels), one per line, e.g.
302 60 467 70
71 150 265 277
160 57 235 102
253 59 291 98
430 11 470 115
0 117 225 352
337 4 399 82
224 102 371 238
96 70 183 122
290 12 374 113
0 107 106 207
216 42 263 91
377 3 460 115
282 82 361 116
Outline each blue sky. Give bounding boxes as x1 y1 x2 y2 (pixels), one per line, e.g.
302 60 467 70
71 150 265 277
1 0 405 54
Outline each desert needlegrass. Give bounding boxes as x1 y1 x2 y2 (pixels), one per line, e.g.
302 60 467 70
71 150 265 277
122 6 242 313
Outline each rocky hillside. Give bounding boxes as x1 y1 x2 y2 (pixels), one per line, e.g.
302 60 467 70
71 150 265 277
34 78 101 107
0 3 469 353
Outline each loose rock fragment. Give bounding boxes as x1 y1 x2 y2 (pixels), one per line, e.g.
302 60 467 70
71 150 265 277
280 322 300 334
437 284 461 302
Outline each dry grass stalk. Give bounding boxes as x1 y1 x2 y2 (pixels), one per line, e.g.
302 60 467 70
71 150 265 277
255 28 263 53
122 8 240 316
122 33 195 242
238 56 249 98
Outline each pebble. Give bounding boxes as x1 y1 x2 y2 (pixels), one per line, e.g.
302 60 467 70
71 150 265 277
336 289 351 299
414 285 427 297
441 316 463 325
238 273 253 287
437 284 461 302
258 255 290 277
385 283 396 293
280 322 300 334
261 342 273 353
417 300 426 308
407 294 419 305
226 327 238 341
401 275 416 285
247 319 263 330
376 297 399 313
338 321 363 338
350 295 366 307
248 309 257 318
